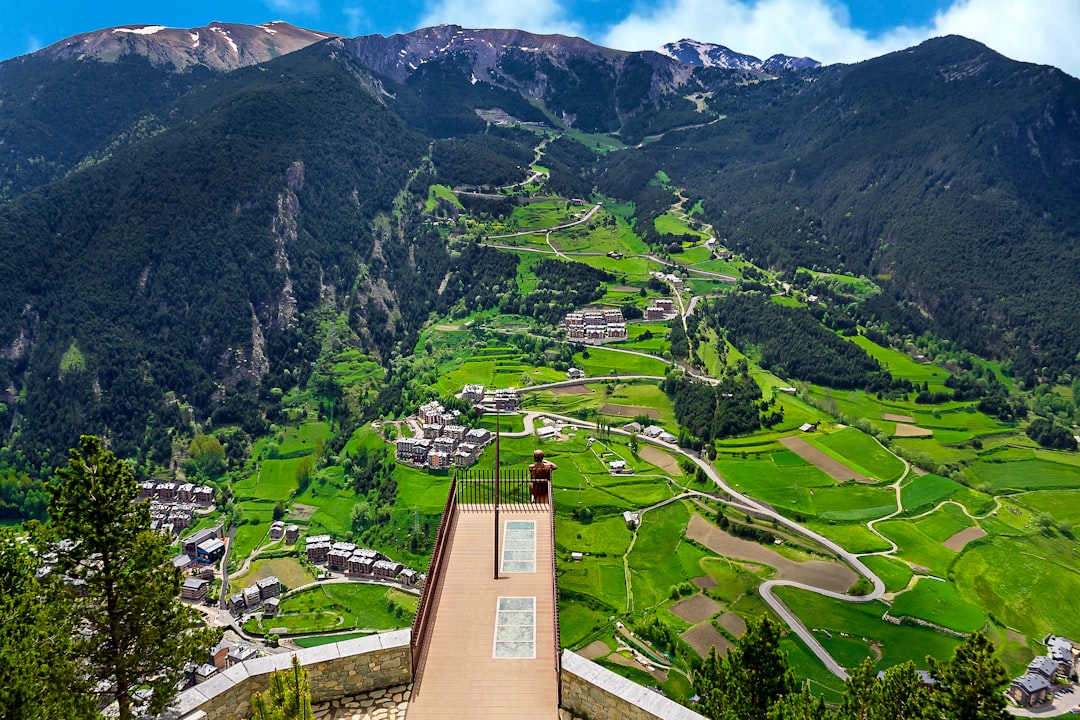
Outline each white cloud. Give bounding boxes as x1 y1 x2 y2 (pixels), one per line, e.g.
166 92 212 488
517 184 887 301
930 0 1080 77
601 0 922 63
418 0 583 36
599 0 1080 78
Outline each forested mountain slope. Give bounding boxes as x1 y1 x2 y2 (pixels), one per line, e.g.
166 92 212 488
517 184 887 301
0 41 433 467
618 36 1080 381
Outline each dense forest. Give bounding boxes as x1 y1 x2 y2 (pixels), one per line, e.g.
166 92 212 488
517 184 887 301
708 294 883 389
662 362 781 447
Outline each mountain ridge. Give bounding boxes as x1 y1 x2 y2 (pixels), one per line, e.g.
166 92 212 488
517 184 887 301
30 21 334 71
658 38 821 71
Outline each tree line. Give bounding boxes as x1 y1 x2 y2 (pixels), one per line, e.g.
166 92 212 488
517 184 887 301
694 615 1010 720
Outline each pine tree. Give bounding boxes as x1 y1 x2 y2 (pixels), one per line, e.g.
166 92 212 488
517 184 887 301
0 527 98 720
250 654 313 720
768 683 830 720
731 616 796 720
48 435 221 719
871 662 933 720
929 631 1009 720
694 615 795 720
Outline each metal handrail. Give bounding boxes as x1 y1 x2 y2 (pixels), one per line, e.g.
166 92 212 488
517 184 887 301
409 472 459 683
548 477 562 705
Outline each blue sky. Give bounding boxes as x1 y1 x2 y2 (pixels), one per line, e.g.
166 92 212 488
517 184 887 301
1 0 1077 77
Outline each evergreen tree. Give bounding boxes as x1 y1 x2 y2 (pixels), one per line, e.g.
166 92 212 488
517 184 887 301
250 654 313 720
768 683 830 720
694 615 795 720
0 527 98 720
732 616 796 720
929 631 1009 720
48 436 220 720
871 662 933 720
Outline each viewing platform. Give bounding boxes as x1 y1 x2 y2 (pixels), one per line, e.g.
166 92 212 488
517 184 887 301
406 467 560 719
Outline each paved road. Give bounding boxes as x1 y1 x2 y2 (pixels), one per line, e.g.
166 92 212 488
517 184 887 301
218 522 236 610
523 408 885 679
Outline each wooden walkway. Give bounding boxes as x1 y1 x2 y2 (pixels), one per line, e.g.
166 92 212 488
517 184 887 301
406 505 558 720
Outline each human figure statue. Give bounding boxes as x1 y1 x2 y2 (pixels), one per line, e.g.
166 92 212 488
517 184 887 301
529 449 556 503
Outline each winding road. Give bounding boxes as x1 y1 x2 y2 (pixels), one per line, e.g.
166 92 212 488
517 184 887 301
530 409 888 677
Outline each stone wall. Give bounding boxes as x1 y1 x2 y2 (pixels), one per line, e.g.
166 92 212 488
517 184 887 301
161 630 411 720
560 650 709 720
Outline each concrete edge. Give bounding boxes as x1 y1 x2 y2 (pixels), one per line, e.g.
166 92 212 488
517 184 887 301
561 650 709 720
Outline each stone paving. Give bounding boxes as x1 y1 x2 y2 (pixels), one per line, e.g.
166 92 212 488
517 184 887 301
311 683 411 720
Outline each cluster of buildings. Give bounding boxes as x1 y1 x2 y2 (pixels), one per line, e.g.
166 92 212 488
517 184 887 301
622 422 679 444
462 385 519 412
269 521 300 544
226 575 282 615
563 309 627 343
192 640 261 684
395 400 495 469
650 271 685 292
140 480 215 505
304 535 424 588
1008 635 1079 707
138 481 215 538
645 297 677 321
175 526 226 569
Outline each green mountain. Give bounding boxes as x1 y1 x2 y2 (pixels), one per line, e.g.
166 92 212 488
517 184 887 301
0 27 1076 476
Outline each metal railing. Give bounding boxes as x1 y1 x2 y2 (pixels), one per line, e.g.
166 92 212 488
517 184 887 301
548 476 562 705
409 464 560 700
409 473 459 684
454 466 549 510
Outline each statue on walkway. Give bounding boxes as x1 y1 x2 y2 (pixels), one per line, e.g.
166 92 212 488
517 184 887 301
529 449 556 503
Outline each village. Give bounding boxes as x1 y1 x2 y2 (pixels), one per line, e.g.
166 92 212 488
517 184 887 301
1006 635 1080 712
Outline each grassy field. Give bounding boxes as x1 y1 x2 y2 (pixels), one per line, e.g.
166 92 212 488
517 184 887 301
654 213 708 239
229 557 314 595
912 504 973 542
953 533 1080 639
425 184 462 212
247 582 416 635
846 336 950 387
810 428 905 482
293 631 372 648
572 346 671 377
781 635 847 701
889 578 986 633
776 587 962 669
1014 489 1080 524
900 474 962 514
966 458 1080 491
251 457 303 501
804 522 893 553
859 555 913 593
627 503 711 609
714 455 894 521
395 465 453 513
873 520 956 575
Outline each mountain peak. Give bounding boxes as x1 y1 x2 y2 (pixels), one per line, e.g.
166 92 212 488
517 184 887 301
658 39 820 71
33 21 334 71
